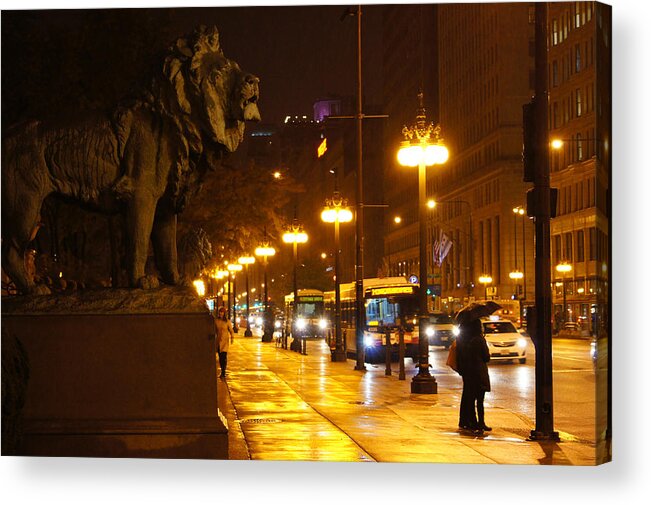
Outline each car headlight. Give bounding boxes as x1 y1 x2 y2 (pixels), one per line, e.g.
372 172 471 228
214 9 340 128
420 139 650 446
256 317 263 326
235 317 240 324
274 320 281 329
296 318 307 330
517 338 527 348
248 316 254 323
318 319 327 329
452 326 460 337
425 326 435 337
364 336 375 347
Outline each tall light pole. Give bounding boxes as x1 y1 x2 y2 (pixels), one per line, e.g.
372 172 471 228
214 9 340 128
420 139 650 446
513 206 527 300
282 220 308 348
556 262 572 326
238 256 255 337
255 239 276 343
321 191 353 362
397 92 449 395
227 263 242 324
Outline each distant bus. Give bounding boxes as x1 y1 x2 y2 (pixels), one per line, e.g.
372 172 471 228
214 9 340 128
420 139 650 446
284 289 328 339
324 277 421 363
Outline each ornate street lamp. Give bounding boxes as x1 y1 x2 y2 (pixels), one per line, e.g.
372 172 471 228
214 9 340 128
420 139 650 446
227 263 243 328
321 191 353 362
282 220 308 351
255 240 277 343
238 256 256 337
479 274 493 300
555 262 572 326
397 92 449 395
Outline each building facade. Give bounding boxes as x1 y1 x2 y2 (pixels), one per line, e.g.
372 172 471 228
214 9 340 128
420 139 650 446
548 1 610 334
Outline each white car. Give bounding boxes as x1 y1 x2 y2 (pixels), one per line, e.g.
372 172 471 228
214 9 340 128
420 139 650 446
481 317 528 364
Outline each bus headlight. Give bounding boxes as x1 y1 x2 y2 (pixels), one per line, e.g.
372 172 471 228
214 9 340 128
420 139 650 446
517 338 527 348
425 326 435 338
452 326 460 337
364 336 374 347
296 318 307 330
318 319 327 329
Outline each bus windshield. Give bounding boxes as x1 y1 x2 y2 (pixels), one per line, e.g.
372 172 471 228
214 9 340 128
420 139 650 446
296 302 323 318
366 296 419 327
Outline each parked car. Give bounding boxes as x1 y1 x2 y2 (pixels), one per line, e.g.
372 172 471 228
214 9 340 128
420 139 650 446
559 321 590 339
424 312 459 348
481 317 528 364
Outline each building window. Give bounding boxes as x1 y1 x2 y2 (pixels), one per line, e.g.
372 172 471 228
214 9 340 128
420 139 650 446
575 2 581 28
576 88 582 117
577 133 584 161
575 44 581 72
588 227 596 260
552 60 559 87
552 19 559 45
553 101 559 128
576 230 585 262
564 232 573 262
554 235 562 265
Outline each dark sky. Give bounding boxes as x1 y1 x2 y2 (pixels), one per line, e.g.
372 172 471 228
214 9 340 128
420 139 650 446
1 4 384 127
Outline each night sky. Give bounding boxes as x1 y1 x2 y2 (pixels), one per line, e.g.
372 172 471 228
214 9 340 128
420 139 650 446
2 4 384 127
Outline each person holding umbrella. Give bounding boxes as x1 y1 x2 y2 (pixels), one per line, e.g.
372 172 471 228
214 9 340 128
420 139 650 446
456 301 500 434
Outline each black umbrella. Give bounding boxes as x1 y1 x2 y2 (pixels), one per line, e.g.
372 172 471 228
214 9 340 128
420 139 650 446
455 301 502 325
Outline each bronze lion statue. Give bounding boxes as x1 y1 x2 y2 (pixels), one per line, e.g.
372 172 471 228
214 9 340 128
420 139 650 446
2 26 260 294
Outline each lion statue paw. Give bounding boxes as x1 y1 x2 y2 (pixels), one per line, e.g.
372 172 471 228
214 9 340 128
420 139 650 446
136 275 161 290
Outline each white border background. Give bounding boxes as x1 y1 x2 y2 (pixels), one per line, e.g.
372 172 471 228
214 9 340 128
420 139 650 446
1 0 649 502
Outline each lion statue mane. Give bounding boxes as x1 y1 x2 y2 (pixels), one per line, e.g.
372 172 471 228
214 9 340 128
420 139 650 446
1 26 260 294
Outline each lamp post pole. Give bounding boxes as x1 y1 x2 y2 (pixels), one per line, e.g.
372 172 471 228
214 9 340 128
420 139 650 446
238 257 255 337
397 93 449 395
282 221 308 353
321 192 352 362
256 238 276 343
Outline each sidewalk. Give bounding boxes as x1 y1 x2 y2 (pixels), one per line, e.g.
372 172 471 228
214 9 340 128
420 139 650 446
218 330 600 465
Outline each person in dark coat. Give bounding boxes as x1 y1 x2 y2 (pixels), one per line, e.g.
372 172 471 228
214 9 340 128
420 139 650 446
457 318 492 433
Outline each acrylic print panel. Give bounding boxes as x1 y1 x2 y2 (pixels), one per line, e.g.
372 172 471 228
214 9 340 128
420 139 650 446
1 1 610 469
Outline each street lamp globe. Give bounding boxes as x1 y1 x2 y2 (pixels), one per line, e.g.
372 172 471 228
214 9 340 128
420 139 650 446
509 271 524 280
555 262 572 273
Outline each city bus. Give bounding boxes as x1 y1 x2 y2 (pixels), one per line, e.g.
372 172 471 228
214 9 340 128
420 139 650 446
284 289 328 339
491 299 522 328
324 277 421 363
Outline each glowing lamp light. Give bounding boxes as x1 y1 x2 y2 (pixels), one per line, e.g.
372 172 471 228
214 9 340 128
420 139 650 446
255 246 276 257
282 230 308 244
227 263 243 272
479 275 493 285
509 271 524 280
321 207 353 223
556 263 572 273
427 200 436 209
193 279 206 297
394 216 402 224
238 256 255 265
551 139 564 150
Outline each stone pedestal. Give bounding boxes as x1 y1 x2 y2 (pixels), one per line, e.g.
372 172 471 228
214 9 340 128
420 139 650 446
2 288 227 459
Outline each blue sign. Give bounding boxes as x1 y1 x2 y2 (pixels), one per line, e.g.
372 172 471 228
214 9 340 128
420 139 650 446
408 275 418 284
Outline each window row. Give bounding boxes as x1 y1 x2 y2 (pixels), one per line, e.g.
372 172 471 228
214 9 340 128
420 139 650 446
552 226 608 265
550 2 594 46
550 39 594 87
550 82 596 128
555 176 596 216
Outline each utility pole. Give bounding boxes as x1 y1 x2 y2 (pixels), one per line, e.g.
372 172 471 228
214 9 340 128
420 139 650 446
523 2 559 441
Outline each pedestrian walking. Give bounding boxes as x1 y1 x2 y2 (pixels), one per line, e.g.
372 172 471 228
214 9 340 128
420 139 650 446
457 317 492 434
214 305 235 379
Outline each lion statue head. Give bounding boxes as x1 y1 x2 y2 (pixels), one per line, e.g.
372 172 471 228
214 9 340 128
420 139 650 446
155 25 261 154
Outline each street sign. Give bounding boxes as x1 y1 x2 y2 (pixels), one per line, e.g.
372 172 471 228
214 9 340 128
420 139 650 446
426 284 441 296
408 275 418 284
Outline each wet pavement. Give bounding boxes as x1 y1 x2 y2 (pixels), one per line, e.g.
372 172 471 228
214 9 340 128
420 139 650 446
217 329 602 465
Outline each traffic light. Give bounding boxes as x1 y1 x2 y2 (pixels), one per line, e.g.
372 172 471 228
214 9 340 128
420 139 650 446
522 99 536 183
